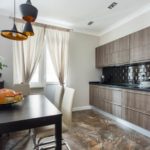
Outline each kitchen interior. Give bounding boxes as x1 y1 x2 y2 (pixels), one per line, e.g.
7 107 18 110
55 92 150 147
89 26 150 149
0 0 150 149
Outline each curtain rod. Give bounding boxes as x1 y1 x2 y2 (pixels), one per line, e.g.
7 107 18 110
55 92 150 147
10 17 72 32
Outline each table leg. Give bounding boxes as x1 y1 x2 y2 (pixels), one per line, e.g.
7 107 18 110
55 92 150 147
55 116 62 150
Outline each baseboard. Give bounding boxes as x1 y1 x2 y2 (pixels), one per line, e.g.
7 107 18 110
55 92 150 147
92 106 150 138
72 105 92 112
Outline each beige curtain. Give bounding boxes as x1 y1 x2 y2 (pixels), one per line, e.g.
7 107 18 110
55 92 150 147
13 23 45 84
46 28 70 86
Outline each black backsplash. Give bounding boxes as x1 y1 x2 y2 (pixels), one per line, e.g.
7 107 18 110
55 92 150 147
102 62 150 84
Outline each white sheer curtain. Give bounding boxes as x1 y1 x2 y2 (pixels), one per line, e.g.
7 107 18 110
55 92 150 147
46 29 70 86
13 23 45 84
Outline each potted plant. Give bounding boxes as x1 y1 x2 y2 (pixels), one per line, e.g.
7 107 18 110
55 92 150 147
0 56 7 78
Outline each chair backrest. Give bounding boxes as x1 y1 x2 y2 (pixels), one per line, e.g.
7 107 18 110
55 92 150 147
53 85 63 110
61 87 75 128
13 83 30 96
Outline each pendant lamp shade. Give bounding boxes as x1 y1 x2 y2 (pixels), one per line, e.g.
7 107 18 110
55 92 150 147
1 0 28 41
1 24 27 41
23 22 34 36
20 0 38 22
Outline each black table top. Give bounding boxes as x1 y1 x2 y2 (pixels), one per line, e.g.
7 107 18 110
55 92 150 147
0 94 62 134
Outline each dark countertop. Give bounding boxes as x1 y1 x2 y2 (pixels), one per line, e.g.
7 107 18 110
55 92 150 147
89 81 150 92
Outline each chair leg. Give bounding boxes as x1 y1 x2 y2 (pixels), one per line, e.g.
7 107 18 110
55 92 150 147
62 139 71 150
31 129 38 149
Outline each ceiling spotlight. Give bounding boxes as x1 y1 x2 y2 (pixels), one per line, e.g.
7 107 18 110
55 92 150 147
88 21 94 25
108 2 118 9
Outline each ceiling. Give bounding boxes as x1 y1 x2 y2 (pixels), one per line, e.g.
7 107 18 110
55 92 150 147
0 0 150 36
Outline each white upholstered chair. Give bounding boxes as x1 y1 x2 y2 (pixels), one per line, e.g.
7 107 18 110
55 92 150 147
53 85 63 110
13 83 30 96
33 87 75 150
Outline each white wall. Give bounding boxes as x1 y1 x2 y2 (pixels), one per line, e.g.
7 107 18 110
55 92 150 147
99 10 150 45
67 32 100 108
0 14 100 108
45 32 100 108
0 15 13 88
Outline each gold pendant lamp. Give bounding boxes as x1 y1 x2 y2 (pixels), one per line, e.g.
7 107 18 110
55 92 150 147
20 0 38 22
23 22 34 36
1 0 28 41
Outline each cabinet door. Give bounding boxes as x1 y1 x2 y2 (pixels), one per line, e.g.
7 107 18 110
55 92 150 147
134 92 146 113
122 108 138 125
122 91 135 108
89 85 99 106
95 47 102 68
112 104 122 118
117 35 130 64
130 27 150 62
138 113 150 130
111 89 122 105
109 36 130 65
89 85 94 105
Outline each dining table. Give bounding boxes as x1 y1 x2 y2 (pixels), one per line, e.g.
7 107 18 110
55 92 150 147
0 94 62 150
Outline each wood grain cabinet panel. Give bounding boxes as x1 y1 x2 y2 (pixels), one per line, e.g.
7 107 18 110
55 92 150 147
134 93 146 112
122 90 135 108
96 26 150 67
105 88 112 102
122 108 140 126
112 104 122 118
138 113 150 130
89 85 94 105
89 85 99 106
95 47 102 68
111 89 122 105
95 35 129 67
130 26 150 63
90 85 150 130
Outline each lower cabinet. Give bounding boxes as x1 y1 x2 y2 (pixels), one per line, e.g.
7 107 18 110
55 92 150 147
89 85 150 130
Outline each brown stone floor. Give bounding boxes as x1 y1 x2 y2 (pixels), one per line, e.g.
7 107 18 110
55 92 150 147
0 110 150 150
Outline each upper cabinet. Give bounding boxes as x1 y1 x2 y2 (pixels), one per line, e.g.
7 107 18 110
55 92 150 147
110 35 130 65
96 35 130 67
96 26 150 68
130 27 150 63
95 45 109 67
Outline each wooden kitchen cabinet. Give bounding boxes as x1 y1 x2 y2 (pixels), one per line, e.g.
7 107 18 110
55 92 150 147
89 84 150 130
95 35 130 67
95 45 109 67
130 26 150 63
95 47 102 68
96 26 150 67
89 85 100 106
111 35 130 65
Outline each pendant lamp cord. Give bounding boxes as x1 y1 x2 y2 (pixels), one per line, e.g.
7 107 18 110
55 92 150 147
14 0 16 24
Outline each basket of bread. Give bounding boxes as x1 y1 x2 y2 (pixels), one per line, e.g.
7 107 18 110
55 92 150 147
0 88 23 105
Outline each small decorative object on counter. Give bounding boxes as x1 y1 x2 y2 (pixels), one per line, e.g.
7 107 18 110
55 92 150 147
101 75 105 83
0 88 23 105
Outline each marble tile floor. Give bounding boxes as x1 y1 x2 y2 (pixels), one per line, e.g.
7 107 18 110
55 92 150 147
0 110 150 150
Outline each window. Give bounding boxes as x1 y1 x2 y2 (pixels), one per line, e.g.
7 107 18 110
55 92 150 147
30 46 58 87
30 65 40 83
45 47 59 83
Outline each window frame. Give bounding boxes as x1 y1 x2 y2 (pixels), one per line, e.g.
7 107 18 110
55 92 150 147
29 45 59 88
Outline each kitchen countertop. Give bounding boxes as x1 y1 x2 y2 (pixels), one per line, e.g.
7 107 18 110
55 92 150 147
89 81 150 92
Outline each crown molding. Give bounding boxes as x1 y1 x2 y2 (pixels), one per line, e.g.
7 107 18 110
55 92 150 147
98 3 150 37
